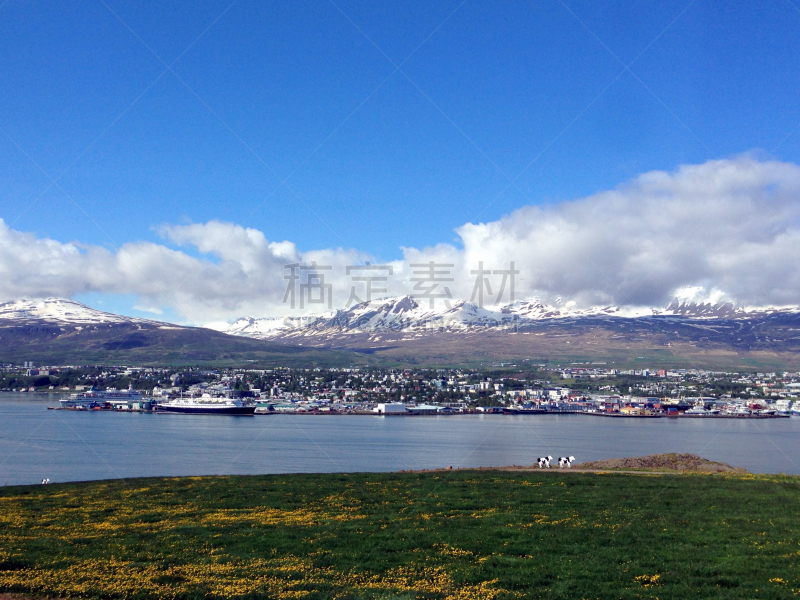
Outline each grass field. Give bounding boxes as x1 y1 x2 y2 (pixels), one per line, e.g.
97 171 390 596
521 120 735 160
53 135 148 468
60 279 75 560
1 471 799 599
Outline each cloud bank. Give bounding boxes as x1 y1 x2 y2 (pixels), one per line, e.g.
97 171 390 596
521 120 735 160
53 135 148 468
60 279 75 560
2 156 800 323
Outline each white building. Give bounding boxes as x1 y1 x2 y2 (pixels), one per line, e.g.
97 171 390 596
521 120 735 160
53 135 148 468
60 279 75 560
374 403 408 414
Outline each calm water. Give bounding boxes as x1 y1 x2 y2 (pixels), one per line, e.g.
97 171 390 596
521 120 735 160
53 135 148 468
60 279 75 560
1 394 799 486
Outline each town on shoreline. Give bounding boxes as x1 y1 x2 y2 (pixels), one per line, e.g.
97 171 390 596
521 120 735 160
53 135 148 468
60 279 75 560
3 362 798 418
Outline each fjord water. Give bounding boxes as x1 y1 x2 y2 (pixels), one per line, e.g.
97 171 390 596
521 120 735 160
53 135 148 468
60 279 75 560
1 394 799 486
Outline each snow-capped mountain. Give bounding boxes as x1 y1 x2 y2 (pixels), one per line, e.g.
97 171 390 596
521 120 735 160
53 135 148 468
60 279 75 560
0 298 163 327
5 296 799 339
0 297 327 367
205 295 800 341
3 296 800 366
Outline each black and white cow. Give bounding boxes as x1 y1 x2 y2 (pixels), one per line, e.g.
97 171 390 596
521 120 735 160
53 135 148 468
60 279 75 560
537 455 553 468
557 456 576 468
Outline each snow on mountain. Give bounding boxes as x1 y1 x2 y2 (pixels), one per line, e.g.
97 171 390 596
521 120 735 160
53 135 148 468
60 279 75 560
305 296 498 335
4 296 800 341
205 314 321 337
0 298 160 326
209 295 800 341
499 300 655 320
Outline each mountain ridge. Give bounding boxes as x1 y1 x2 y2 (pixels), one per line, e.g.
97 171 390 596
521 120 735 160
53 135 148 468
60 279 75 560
0 298 365 367
0 298 169 327
4 297 800 370
204 295 800 340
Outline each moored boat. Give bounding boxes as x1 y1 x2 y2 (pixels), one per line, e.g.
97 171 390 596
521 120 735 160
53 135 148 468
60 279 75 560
156 396 255 415
503 407 547 415
60 386 142 409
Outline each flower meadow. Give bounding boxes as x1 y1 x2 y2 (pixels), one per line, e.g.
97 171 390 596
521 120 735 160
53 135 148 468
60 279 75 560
0 471 799 599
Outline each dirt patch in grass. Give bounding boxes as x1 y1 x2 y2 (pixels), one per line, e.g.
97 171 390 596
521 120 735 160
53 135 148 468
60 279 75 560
576 453 749 473
398 453 750 475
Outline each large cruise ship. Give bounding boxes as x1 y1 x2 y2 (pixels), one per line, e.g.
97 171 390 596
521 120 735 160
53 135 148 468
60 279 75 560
60 387 143 409
156 395 256 415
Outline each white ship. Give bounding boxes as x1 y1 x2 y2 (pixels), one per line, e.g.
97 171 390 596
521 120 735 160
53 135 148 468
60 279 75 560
60 387 143 409
156 395 255 415
684 399 719 416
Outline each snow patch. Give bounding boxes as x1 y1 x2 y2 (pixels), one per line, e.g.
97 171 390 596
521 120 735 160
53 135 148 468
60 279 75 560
0 298 161 326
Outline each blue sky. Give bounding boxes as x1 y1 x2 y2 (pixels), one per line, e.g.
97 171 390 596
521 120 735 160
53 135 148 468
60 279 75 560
2 1 800 320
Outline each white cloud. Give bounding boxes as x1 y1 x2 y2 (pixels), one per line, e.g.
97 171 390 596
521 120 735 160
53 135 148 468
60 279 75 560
2 155 800 322
132 304 164 315
455 156 800 307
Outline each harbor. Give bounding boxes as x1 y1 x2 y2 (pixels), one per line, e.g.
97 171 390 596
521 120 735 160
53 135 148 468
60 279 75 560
9 364 799 420
50 390 255 415
48 390 794 419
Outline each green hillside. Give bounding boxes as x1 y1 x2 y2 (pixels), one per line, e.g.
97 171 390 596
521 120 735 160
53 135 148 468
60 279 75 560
0 323 371 367
1 470 798 599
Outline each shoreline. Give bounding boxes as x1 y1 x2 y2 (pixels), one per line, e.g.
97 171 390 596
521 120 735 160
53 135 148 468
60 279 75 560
46 406 794 418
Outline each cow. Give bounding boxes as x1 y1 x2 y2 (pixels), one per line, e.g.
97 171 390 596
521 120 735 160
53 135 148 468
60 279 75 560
41 478 50 485
558 456 576 468
537 455 553 468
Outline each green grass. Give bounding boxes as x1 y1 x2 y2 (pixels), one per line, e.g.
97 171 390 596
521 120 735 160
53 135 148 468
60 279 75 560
1 471 799 599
